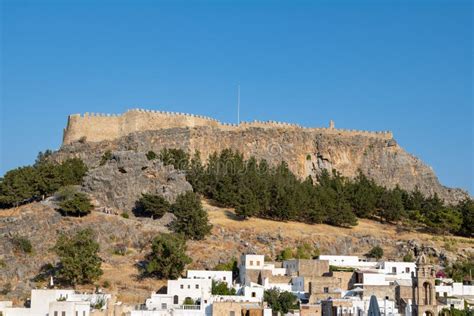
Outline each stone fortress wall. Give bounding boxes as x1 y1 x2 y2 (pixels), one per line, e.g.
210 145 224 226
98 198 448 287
62 108 393 145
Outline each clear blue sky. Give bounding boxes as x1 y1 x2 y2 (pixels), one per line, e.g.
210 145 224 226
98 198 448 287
1 0 472 194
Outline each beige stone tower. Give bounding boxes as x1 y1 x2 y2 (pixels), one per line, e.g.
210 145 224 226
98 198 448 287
412 254 437 316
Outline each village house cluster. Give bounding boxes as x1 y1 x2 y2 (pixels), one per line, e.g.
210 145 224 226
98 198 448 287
1 254 472 316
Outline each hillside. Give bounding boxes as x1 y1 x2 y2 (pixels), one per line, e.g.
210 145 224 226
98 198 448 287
1 200 472 305
56 110 469 204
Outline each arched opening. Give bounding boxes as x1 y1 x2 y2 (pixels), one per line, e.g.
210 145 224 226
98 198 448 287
173 295 178 304
425 310 434 316
423 282 433 305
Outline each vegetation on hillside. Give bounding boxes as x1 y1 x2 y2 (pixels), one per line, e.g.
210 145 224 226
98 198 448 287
142 233 192 279
158 148 473 236
444 256 474 282
170 191 212 240
0 153 88 208
56 186 93 217
276 243 320 261
133 194 170 219
54 229 103 285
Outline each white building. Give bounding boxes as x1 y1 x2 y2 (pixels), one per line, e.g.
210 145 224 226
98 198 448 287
319 255 378 269
186 270 233 288
436 282 474 298
327 296 401 316
0 289 111 316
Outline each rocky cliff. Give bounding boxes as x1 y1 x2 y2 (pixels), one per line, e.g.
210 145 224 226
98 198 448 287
82 151 192 211
57 123 468 205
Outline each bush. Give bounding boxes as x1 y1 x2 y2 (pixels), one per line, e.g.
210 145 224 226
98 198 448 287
264 288 299 313
212 280 236 295
133 194 170 219
121 212 129 219
54 229 103 285
143 233 191 279
58 192 93 217
366 246 384 259
12 235 33 254
183 297 195 305
146 151 157 160
170 192 212 240
102 280 111 288
213 258 239 281
100 150 112 166
403 253 414 262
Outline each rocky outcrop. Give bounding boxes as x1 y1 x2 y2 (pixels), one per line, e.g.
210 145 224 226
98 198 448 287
0 203 170 299
56 126 469 205
82 151 192 212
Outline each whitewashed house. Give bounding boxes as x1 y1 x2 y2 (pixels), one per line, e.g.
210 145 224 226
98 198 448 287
0 289 111 316
186 270 233 288
318 255 378 269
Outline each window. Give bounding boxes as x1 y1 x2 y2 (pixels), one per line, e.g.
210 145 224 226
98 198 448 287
161 303 167 309
83 312 85 316
256 261 260 266
195 284 199 289
54 312 58 316
187 285 190 289
230 312 236 316
324 287 329 293
250 260 253 266
173 295 179 304
76 312 78 316
405 267 410 273
392 267 397 274
62 312 66 316
252 292 256 298
180 285 184 289
223 276 226 281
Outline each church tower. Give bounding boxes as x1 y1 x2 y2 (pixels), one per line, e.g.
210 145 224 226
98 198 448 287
412 254 437 316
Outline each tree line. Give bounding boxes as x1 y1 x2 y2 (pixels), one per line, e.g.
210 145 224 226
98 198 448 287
0 151 88 208
153 148 473 236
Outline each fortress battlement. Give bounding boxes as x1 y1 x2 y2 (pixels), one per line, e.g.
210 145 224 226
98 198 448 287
62 108 393 145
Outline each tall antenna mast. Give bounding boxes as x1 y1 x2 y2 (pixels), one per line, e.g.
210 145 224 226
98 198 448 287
237 84 240 125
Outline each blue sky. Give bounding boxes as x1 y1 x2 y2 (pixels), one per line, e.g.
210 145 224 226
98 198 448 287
1 0 473 194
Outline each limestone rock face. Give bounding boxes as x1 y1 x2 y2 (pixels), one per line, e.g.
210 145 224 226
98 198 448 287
82 151 192 212
56 127 469 205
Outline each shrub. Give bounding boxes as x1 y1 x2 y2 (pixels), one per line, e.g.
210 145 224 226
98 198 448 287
121 212 129 219
213 258 239 280
366 246 384 259
113 244 127 256
100 150 112 166
146 151 157 160
58 192 93 217
403 253 414 262
143 233 191 279
183 297 195 305
102 280 111 288
0 283 12 295
133 194 170 219
212 280 236 295
264 288 299 313
54 229 103 285
12 235 33 254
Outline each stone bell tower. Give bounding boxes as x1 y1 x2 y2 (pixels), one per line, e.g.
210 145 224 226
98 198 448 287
412 254 437 316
